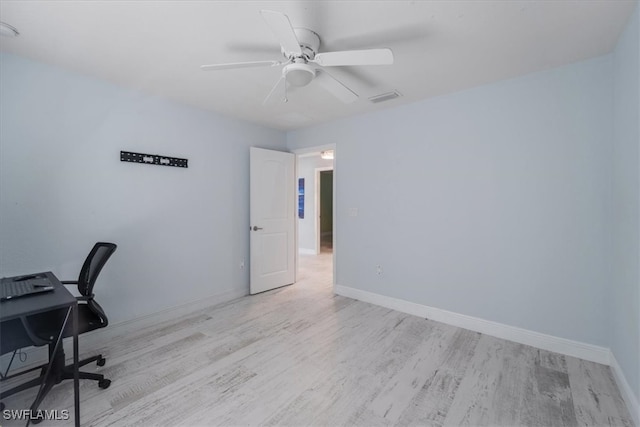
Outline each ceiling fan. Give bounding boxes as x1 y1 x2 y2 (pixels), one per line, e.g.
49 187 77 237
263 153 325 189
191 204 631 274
201 10 394 105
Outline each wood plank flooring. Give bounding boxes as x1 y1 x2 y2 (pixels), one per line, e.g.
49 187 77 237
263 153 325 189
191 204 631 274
0 253 634 426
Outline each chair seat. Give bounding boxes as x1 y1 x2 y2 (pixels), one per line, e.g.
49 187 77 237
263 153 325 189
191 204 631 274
28 303 106 341
0 318 43 356
65 304 106 336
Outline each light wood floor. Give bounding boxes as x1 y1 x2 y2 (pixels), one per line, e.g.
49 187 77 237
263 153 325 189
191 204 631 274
1 253 634 426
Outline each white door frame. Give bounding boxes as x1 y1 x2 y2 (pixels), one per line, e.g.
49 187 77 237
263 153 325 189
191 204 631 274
315 166 333 255
293 143 337 289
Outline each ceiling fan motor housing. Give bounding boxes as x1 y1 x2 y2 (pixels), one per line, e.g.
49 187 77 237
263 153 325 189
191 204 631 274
281 28 320 60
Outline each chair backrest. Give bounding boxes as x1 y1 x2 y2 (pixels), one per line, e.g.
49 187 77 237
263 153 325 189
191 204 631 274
78 242 117 297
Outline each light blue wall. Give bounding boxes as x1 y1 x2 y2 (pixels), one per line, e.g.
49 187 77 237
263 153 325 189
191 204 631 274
612 2 640 404
0 53 286 324
288 55 614 347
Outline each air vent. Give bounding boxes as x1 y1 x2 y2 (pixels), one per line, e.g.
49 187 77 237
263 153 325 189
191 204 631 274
368 91 402 104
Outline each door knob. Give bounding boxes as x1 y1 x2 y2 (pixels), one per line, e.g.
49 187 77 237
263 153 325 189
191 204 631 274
252 226 263 231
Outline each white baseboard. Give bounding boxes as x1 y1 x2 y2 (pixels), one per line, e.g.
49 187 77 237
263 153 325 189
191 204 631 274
106 286 247 333
0 286 247 373
335 285 611 365
299 248 317 255
334 285 640 421
610 352 640 425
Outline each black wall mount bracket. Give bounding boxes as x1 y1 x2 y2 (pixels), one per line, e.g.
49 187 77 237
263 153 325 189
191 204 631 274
120 151 188 168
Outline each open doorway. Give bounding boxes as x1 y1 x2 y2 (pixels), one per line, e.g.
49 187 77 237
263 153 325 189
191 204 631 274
319 169 333 254
294 146 335 289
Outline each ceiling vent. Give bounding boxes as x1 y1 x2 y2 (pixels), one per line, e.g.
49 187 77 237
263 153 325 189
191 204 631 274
368 91 402 104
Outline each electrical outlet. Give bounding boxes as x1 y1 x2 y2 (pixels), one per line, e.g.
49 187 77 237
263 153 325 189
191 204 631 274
376 265 383 275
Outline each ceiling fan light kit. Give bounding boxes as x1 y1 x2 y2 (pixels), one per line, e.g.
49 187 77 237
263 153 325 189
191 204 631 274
283 62 315 87
201 10 394 105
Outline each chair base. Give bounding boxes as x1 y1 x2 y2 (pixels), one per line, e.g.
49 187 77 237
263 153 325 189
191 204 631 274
0 347 110 415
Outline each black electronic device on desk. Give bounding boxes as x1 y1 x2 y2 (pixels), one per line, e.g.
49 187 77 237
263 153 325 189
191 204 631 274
1 274 55 302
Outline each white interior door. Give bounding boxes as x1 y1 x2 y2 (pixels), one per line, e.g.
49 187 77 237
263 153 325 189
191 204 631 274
250 147 296 294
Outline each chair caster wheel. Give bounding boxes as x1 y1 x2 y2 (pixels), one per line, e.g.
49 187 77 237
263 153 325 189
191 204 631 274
98 379 111 389
97 356 106 367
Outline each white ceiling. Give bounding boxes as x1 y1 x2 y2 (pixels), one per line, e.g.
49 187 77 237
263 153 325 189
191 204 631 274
0 1 636 130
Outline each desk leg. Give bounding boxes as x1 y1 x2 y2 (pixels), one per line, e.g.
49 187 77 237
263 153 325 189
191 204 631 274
27 307 72 426
73 303 79 427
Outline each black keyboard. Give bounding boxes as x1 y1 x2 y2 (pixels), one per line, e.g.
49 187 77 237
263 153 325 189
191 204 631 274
1 277 55 301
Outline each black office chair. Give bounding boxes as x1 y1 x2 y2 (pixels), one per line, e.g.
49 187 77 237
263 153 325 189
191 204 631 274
55 241 116 386
0 242 116 412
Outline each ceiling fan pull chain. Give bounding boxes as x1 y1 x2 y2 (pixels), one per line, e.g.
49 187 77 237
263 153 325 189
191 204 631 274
283 76 288 103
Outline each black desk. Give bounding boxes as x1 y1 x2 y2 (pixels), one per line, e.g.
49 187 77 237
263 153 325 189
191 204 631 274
0 272 80 426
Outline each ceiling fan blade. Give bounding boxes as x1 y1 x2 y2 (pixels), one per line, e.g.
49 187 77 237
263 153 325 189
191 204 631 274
313 48 394 67
315 70 358 104
263 76 288 105
200 60 281 71
260 10 302 57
